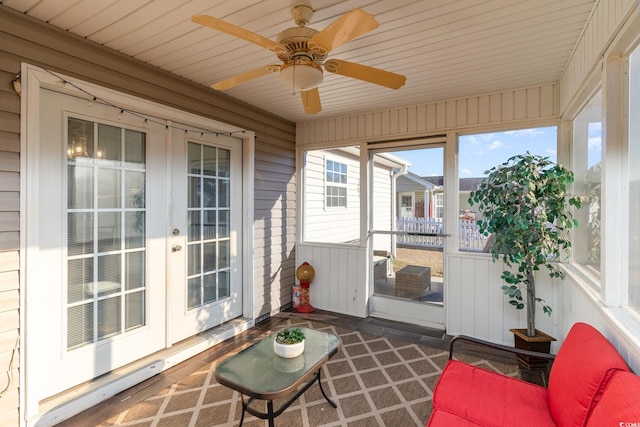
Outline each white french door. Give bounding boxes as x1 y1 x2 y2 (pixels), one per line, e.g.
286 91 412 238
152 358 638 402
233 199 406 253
27 84 244 403
31 89 167 399
168 129 243 344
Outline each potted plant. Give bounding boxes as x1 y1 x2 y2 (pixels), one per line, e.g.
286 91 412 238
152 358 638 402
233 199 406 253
273 327 306 358
469 153 583 352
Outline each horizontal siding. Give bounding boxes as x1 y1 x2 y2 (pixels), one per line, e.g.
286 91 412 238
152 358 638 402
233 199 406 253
0 38 21 427
297 83 559 145
303 150 362 244
253 133 296 318
559 0 636 113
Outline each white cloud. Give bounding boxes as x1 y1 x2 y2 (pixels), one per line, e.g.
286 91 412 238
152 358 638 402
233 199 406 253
461 168 473 177
546 148 557 155
588 136 602 151
504 128 545 137
488 140 503 150
465 136 481 145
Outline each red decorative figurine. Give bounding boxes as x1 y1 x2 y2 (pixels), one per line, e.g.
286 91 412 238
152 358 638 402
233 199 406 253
295 262 315 313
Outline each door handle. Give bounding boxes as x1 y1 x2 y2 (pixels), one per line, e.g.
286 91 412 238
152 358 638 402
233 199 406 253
172 244 182 252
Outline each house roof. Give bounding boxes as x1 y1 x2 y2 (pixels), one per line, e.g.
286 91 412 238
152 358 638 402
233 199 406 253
421 176 485 191
1 1 597 123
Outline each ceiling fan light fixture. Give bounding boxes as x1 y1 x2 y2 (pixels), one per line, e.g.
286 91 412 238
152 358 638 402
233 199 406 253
280 59 323 91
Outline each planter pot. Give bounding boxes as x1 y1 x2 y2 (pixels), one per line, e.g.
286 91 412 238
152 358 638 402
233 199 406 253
510 328 556 355
273 339 305 358
510 328 556 385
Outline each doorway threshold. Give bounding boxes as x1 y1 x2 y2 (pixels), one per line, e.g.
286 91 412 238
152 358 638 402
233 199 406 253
33 317 253 427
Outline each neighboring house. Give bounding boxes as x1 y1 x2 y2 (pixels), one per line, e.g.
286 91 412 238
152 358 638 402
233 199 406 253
396 175 484 220
396 172 438 218
304 147 407 253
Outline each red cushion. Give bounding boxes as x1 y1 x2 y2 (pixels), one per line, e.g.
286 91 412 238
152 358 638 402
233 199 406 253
586 371 640 426
547 322 630 427
426 408 484 426
432 360 555 427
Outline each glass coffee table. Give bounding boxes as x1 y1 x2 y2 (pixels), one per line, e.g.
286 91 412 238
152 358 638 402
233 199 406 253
215 327 342 427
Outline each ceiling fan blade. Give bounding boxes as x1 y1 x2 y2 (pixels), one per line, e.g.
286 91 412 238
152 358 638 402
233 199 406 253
324 59 406 89
309 8 378 53
301 88 322 114
212 65 280 90
192 15 284 53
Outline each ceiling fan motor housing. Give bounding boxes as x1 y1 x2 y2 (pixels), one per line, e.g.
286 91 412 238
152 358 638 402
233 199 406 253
275 27 325 63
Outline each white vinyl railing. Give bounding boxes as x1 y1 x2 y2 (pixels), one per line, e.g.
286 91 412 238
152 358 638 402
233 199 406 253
395 217 489 252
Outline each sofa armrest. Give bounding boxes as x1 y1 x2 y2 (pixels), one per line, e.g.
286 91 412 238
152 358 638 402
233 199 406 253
449 335 556 362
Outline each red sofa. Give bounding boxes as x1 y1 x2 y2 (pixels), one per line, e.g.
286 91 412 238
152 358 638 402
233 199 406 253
428 322 640 426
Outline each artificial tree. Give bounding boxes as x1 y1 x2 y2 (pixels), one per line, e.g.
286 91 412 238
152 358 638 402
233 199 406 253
469 152 583 338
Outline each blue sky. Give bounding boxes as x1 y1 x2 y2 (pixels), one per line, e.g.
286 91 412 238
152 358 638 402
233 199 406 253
393 125 601 178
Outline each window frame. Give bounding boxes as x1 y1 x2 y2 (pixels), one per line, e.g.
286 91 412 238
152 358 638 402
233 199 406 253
324 156 348 209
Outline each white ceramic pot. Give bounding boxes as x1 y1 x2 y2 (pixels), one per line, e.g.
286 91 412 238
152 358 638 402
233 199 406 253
273 339 305 358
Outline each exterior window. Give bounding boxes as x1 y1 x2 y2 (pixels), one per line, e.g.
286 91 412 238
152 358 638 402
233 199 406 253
572 91 602 281
629 47 640 313
326 159 347 208
434 193 444 219
66 118 146 350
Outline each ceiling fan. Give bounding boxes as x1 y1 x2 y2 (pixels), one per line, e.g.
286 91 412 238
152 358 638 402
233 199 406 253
192 5 406 114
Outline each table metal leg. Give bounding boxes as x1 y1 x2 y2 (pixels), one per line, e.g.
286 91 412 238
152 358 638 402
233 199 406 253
317 367 337 408
267 400 275 427
239 396 247 427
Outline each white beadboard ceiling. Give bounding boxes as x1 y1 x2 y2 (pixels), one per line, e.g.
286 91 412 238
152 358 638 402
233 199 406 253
3 0 597 123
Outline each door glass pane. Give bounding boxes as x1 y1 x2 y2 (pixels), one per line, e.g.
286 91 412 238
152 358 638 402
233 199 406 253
68 212 93 256
126 252 144 290
67 303 93 350
188 177 200 208
186 142 232 310
218 179 230 208
98 124 121 162
98 211 121 252
125 171 145 208
218 148 230 177
97 254 121 297
203 145 217 176
125 211 144 249
188 211 200 242
218 271 230 299
68 258 93 303
187 277 201 310
66 118 147 351
98 168 121 209
98 296 121 340
68 165 93 209
203 274 216 304
125 129 145 164
188 142 201 174
125 291 144 331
